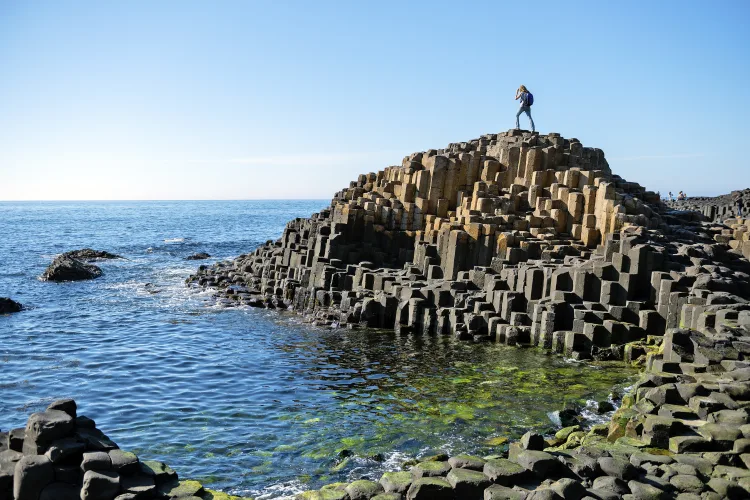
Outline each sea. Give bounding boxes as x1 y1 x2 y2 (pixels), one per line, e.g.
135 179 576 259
0 200 636 498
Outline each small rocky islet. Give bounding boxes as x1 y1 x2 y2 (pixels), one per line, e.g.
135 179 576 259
3 129 750 499
40 249 123 282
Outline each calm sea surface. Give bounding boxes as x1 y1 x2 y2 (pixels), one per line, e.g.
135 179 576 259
0 200 636 498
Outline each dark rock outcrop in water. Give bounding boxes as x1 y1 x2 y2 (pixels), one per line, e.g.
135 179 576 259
186 252 211 260
41 255 103 282
0 297 23 314
63 248 122 261
0 399 249 500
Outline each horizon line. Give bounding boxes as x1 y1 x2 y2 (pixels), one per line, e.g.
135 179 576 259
0 198 331 203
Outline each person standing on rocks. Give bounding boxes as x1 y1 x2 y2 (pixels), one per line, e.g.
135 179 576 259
515 85 535 132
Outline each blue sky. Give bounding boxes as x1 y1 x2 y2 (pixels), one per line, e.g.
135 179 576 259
1 0 748 200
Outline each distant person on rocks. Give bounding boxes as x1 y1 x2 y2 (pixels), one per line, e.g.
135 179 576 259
668 191 674 201
678 191 686 201
515 85 535 132
737 199 743 217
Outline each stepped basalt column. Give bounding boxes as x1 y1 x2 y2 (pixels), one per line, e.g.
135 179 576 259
188 130 750 362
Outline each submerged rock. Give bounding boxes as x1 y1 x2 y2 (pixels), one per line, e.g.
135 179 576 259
41 255 102 282
0 297 23 314
185 252 211 260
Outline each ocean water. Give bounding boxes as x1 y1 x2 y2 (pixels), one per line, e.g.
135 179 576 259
0 200 636 498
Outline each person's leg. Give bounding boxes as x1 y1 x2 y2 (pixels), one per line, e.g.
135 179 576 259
515 108 522 129
525 107 535 132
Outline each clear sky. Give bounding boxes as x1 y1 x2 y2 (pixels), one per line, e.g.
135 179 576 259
1 0 748 201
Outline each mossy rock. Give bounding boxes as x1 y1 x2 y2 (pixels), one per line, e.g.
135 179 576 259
483 458 527 486
142 460 177 483
446 467 491 495
401 458 419 470
588 423 610 437
379 471 412 493
160 479 205 498
321 483 348 491
371 494 401 500
345 479 384 500
484 436 509 446
555 425 582 442
295 490 347 500
421 453 449 462
411 460 451 478
448 454 485 471
405 477 453 500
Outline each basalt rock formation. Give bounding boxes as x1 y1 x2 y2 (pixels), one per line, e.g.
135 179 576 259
0 399 248 500
667 189 749 223
187 130 750 498
188 130 750 362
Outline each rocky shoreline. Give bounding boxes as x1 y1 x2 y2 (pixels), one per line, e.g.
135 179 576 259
666 189 749 223
4 130 750 498
182 129 750 498
0 399 249 500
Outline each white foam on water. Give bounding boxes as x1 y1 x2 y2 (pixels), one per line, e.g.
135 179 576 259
246 479 306 499
164 238 185 243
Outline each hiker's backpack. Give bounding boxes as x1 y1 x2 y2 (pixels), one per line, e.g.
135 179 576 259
525 92 534 106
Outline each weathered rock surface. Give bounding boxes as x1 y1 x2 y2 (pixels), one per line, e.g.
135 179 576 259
62 248 122 261
41 255 103 282
0 297 23 314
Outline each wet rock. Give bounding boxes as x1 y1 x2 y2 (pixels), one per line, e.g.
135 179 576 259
411 460 451 478
483 458 528 485
598 456 639 480
108 449 138 474
24 409 74 454
446 467 491 498
81 451 112 472
186 252 211 260
63 248 121 260
158 479 204 498
483 484 526 499
41 255 102 282
0 297 23 314
47 399 77 418
14 455 54 500
44 437 85 463
448 453 485 471
526 489 563 500
627 479 668 499
405 477 453 500
592 476 630 495
550 477 588 499
516 450 561 477
141 460 177 485
379 471 412 493
670 474 705 494
82 470 120 500
520 431 546 451
345 479 383 499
